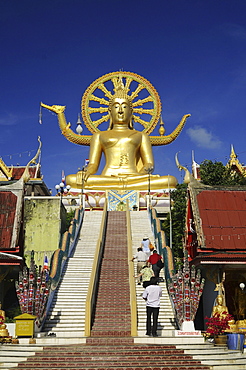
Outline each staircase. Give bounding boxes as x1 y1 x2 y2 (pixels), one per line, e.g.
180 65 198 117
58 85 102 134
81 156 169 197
43 211 103 337
89 211 131 338
15 343 211 369
130 210 177 335
1 210 246 370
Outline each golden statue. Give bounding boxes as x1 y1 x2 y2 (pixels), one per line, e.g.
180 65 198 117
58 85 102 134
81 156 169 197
0 303 9 337
212 294 229 318
41 71 190 190
0 303 5 322
227 319 238 332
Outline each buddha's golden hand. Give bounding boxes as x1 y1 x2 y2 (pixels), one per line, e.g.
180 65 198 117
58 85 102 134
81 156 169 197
139 164 154 175
83 169 91 182
40 103 66 114
83 164 97 182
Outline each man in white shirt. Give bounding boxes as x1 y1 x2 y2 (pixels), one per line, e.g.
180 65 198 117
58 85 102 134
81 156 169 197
131 247 147 284
142 277 162 337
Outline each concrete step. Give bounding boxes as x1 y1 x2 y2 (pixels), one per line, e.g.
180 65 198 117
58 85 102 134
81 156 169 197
42 330 85 337
130 211 177 333
43 210 104 338
49 301 85 306
46 327 85 332
48 307 85 311
53 295 87 299
0 346 44 369
211 366 246 370
47 314 85 319
45 318 85 324
44 323 85 329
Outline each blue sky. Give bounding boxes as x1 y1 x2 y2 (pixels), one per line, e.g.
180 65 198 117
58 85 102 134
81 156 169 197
1 0 246 192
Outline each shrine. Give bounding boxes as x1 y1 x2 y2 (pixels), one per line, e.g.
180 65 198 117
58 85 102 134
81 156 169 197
0 72 246 365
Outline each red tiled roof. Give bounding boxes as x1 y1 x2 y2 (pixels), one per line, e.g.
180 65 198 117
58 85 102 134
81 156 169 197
197 190 246 250
11 166 40 180
0 191 17 249
192 251 246 265
197 251 246 259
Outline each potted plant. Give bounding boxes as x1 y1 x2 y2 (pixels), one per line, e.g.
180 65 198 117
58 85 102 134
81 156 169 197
205 312 234 345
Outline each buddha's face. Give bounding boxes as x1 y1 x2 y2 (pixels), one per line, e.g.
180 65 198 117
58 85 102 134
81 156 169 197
109 98 132 125
217 296 223 305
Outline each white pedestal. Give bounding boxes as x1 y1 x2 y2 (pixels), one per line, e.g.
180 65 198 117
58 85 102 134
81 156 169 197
174 321 202 336
6 323 15 337
181 321 195 331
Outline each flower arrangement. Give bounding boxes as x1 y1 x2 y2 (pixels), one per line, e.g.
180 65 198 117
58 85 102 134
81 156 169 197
205 312 234 337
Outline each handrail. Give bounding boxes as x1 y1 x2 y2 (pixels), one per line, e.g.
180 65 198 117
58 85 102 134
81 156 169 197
126 202 137 337
49 206 84 289
84 203 108 336
148 207 174 282
148 207 177 325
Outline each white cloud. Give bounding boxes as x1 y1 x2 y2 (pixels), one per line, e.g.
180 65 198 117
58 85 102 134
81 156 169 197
186 126 222 149
0 113 19 126
224 23 246 41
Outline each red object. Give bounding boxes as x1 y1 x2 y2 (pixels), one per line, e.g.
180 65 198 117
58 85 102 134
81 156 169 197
197 190 246 250
185 189 246 265
0 192 17 249
148 253 161 265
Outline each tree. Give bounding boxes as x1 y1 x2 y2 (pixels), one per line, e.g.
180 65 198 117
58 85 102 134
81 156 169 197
226 166 246 186
163 183 188 268
162 160 246 270
199 160 227 186
66 209 75 230
199 160 246 186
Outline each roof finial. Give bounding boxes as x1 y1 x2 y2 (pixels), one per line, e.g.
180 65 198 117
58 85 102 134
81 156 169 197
230 144 237 159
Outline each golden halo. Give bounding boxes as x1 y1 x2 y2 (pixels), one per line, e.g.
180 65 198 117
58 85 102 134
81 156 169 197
81 71 161 134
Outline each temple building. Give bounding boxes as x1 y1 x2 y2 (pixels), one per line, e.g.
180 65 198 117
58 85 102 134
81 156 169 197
184 147 246 328
1 70 245 340
0 154 51 309
192 145 246 181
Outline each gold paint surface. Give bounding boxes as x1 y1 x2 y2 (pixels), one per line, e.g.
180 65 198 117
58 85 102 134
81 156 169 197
41 71 190 190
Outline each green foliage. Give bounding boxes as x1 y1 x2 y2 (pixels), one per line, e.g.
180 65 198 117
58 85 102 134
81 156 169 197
226 166 246 186
162 160 246 270
5 317 15 323
200 160 246 186
5 306 21 321
66 209 75 230
163 183 188 269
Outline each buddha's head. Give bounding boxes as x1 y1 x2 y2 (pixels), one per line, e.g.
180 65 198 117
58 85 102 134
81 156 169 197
108 75 133 129
216 295 223 306
108 98 133 128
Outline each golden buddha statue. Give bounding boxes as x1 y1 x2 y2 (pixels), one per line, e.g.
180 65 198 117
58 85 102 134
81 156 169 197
212 294 229 318
0 303 9 337
237 319 246 332
41 71 190 191
227 319 238 332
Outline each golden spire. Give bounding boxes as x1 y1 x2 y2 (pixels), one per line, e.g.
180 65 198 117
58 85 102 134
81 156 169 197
230 144 237 160
158 116 166 136
227 144 246 177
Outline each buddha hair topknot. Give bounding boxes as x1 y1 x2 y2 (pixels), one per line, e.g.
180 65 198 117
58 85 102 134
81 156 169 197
108 74 133 109
108 74 133 130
